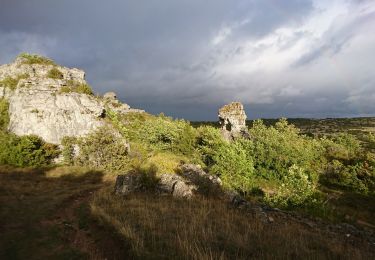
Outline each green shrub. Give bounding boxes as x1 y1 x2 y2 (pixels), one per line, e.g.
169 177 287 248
66 126 129 171
195 126 226 167
138 115 196 154
320 133 375 194
0 74 29 90
59 80 93 95
325 133 362 162
61 136 77 165
250 118 324 182
109 111 197 156
17 53 56 65
0 132 59 167
265 165 317 208
210 139 255 193
0 98 9 131
47 67 63 79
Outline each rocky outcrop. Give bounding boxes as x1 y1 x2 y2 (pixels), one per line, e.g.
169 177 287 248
218 102 249 141
157 174 197 198
103 91 145 114
0 54 143 144
114 164 222 198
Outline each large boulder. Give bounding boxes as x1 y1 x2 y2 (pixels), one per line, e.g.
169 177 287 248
178 164 222 196
114 174 144 195
114 164 223 198
157 174 197 198
218 102 249 141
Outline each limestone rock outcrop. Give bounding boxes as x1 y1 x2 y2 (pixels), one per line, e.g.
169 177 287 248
218 102 249 141
114 164 222 198
103 91 145 114
0 54 143 144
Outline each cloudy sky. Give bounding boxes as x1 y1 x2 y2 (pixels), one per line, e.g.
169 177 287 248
0 0 374 120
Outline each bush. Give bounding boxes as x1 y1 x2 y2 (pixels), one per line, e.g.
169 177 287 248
0 98 9 131
17 53 56 65
0 74 29 90
109 111 197 156
210 139 255 193
64 126 129 171
250 118 324 182
47 67 63 79
265 165 317 208
138 115 196 154
0 132 59 167
325 133 362 162
321 133 375 194
195 126 226 167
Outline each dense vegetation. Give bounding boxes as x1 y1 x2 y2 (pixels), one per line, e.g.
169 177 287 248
0 98 59 167
1 95 374 207
1 102 374 258
55 110 375 210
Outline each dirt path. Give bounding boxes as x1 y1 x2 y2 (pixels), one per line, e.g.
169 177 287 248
42 186 129 259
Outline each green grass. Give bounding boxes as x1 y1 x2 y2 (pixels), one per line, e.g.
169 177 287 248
47 67 63 79
0 74 29 90
59 80 93 95
17 53 56 66
0 98 9 131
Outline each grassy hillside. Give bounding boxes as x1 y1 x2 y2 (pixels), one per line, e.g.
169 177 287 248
1 110 375 258
1 166 374 259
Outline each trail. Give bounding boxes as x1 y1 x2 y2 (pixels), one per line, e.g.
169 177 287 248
42 186 128 259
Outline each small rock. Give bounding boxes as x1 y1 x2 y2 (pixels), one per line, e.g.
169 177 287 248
103 91 117 100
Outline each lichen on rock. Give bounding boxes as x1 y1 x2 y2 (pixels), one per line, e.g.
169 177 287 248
218 102 249 141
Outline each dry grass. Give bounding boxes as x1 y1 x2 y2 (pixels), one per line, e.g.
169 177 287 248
1 165 374 259
91 187 375 259
0 166 105 259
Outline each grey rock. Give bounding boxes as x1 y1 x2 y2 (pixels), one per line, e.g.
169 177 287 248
218 102 249 141
103 91 117 100
0 54 144 144
114 164 222 198
6 89 105 144
114 174 143 195
179 164 222 196
158 173 197 198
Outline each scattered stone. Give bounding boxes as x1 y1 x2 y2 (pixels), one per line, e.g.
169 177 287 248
218 102 249 141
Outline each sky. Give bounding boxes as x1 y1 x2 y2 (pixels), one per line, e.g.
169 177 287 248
0 0 374 120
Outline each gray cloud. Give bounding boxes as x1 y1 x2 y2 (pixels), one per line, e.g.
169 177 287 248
0 0 374 120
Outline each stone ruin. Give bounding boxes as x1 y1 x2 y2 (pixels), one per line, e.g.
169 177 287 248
218 102 249 141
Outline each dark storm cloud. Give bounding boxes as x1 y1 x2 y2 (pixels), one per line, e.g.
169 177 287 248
0 0 374 120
